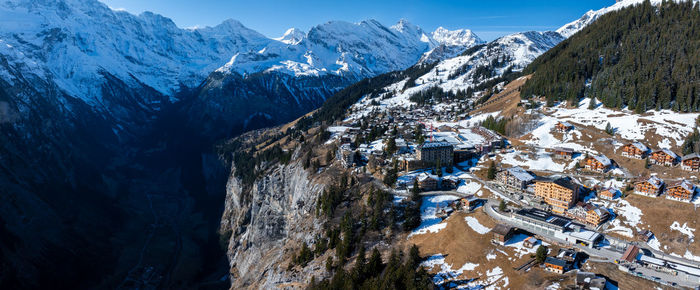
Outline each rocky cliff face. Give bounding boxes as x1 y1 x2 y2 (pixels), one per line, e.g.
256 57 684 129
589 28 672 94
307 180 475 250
220 160 325 289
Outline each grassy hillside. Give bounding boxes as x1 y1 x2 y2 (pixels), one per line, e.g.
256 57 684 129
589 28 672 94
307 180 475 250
521 0 700 113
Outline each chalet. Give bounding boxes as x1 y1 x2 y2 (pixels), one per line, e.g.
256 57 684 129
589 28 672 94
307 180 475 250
441 176 459 190
460 196 480 211
554 121 574 133
417 174 438 191
492 224 515 245
620 142 649 159
553 147 574 160
496 166 535 191
584 155 611 173
665 180 696 202
598 188 619 200
534 177 580 214
523 236 539 248
544 257 567 274
586 207 609 226
650 149 678 167
565 203 589 224
634 176 665 197
681 153 700 172
557 248 581 266
565 202 608 226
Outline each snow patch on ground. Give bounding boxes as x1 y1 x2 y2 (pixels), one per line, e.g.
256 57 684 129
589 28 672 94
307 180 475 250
464 216 491 234
422 254 479 285
409 195 459 237
605 200 643 237
457 180 482 195
670 222 696 240
647 237 662 251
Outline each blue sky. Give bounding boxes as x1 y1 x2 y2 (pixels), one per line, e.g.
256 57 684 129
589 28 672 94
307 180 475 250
100 0 614 41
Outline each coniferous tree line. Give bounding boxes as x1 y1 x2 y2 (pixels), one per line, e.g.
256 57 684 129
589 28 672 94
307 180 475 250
480 115 509 135
682 128 700 155
521 0 700 113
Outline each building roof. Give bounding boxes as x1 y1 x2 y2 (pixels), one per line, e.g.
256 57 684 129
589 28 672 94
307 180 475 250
600 187 619 196
506 166 535 182
625 142 649 152
637 176 664 189
683 153 700 161
621 245 640 262
557 121 574 128
492 224 514 236
554 147 574 153
416 172 438 182
654 148 679 159
567 229 601 243
668 180 696 193
524 236 538 244
591 155 612 167
588 207 609 218
538 176 579 191
419 141 453 149
545 257 568 267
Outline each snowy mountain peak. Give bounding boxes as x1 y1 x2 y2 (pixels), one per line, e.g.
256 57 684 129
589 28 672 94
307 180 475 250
431 26 483 47
219 19 438 78
275 28 305 44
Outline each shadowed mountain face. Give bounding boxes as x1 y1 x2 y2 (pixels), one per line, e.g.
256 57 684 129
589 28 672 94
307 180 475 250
0 0 476 288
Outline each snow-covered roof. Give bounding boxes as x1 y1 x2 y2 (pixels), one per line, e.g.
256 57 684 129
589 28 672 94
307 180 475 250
554 147 574 153
628 142 648 152
417 172 438 182
639 176 664 188
655 149 679 159
592 155 611 166
683 153 700 161
669 180 696 193
419 141 453 149
507 166 535 182
557 121 574 128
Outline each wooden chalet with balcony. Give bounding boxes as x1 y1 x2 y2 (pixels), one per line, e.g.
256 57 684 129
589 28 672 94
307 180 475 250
665 180 696 202
598 188 619 200
553 147 574 160
681 153 700 172
620 142 649 159
584 155 612 173
554 121 574 133
650 149 678 167
634 176 665 197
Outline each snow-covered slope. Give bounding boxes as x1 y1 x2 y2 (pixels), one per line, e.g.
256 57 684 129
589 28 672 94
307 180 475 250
350 30 564 115
431 27 482 47
218 20 482 79
0 0 273 105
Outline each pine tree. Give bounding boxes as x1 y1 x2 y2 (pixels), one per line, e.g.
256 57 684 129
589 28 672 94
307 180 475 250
411 179 421 202
487 161 497 180
535 245 548 264
498 200 507 212
605 122 614 135
385 137 397 155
